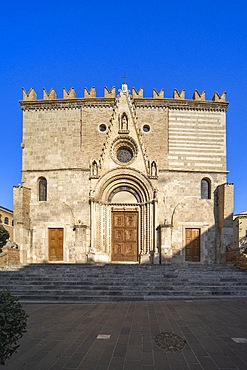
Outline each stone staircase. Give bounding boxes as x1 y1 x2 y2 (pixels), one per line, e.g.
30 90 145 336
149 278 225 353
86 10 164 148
0 263 247 302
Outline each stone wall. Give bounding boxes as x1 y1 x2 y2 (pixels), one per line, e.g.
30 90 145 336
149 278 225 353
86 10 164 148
0 242 20 267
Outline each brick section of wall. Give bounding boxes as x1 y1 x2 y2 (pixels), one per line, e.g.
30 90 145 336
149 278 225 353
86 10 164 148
168 110 226 171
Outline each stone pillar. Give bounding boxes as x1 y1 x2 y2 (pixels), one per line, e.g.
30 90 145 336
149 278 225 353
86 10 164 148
89 195 94 251
73 224 88 263
153 199 159 264
217 183 234 263
157 223 172 264
13 186 31 265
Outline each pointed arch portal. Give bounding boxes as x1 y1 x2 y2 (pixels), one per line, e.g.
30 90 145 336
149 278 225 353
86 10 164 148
89 169 157 263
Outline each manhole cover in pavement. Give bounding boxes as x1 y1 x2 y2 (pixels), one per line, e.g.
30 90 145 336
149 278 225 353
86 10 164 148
154 332 186 352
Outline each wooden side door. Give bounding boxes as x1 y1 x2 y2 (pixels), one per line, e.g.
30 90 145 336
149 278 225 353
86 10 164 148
185 228 200 262
48 228 63 261
112 211 138 262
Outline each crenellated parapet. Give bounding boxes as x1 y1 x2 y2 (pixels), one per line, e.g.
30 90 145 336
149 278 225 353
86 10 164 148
20 86 228 102
212 92 226 102
104 87 116 98
63 88 76 99
152 89 164 99
43 88 57 100
132 87 228 112
20 85 229 112
84 87 96 98
22 88 37 101
132 88 143 98
193 90 206 101
173 89 185 100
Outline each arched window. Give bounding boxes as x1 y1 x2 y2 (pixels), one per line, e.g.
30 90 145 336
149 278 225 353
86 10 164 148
4 217 9 225
201 178 211 199
12 220 14 227
39 177 47 201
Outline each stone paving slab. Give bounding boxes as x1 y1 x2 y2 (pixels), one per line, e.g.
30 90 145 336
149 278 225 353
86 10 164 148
2 299 247 370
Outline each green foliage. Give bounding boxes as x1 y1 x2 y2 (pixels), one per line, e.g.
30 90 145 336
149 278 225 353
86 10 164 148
0 225 9 252
0 289 28 365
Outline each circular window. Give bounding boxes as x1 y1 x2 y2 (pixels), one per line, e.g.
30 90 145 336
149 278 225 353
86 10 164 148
111 136 138 165
143 124 150 133
117 147 133 163
99 124 107 132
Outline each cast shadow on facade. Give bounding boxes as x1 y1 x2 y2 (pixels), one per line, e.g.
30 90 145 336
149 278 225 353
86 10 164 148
12 181 233 266
156 185 234 265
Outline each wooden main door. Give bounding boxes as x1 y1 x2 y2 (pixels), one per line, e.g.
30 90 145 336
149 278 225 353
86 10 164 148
112 211 138 262
48 228 63 261
185 228 200 262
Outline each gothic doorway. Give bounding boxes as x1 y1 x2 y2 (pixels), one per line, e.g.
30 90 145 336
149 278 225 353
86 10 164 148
91 168 156 264
185 228 200 262
111 210 138 262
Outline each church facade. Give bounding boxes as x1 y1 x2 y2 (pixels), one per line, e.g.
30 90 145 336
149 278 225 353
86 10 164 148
14 84 234 265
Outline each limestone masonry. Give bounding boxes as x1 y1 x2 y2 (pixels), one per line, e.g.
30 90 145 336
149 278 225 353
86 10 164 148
14 84 234 265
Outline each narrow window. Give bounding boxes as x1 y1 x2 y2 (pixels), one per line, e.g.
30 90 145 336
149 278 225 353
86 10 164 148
39 177 47 201
201 178 211 199
4 217 9 225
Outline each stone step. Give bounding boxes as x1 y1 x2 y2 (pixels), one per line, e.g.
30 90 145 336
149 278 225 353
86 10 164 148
4 290 247 304
2 288 247 297
0 263 247 302
1 263 241 270
1 277 247 285
0 270 246 276
2 282 246 289
2 284 247 293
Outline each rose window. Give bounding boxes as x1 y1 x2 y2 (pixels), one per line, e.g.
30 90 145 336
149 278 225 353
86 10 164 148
117 147 133 163
111 137 137 165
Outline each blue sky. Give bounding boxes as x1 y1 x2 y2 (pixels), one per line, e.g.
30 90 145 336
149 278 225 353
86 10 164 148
1 1 247 213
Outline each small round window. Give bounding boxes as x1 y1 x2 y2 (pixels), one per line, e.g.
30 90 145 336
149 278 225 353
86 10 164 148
99 124 107 132
117 147 133 163
143 124 150 133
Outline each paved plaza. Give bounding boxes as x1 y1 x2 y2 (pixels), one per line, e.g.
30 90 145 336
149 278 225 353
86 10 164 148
2 299 247 370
